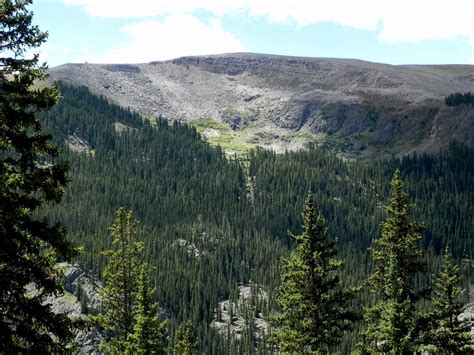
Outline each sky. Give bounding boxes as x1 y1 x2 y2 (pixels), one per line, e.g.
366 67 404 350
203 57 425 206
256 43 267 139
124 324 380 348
30 0 474 67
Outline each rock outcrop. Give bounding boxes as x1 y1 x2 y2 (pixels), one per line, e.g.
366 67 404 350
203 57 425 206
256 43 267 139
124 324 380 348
211 284 269 340
45 264 102 354
65 133 91 154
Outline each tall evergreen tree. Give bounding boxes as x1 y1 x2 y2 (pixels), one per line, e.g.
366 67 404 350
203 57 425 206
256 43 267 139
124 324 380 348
98 208 144 352
273 194 357 353
98 208 167 353
422 250 473 354
128 266 167 354
0 0 78 352
359 170 426 353
173 320 197 355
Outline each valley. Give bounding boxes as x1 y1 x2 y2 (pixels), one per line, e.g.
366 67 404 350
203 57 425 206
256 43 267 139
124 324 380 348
38 83 474 353
3 1 473 352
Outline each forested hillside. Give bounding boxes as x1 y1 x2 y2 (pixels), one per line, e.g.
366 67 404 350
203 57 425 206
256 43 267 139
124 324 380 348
41 83 473 353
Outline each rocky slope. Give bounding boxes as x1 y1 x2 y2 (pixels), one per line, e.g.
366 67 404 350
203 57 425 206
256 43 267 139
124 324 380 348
39 264 103 353
49 53 474 158
211 284 269 340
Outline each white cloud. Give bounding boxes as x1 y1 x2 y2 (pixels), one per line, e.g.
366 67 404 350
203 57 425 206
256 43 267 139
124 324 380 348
78 14 244 63
64 0 474 44
378 0 474 43
64 0 474 63
63 0 245 19
25 43 58 65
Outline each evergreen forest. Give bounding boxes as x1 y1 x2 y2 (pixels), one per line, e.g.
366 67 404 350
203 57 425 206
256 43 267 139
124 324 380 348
37 83 473 353
445 92 474 107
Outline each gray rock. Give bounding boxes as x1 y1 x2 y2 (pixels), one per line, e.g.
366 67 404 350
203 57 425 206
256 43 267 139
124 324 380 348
211 284 269 341
221 112 248 130
64 266 83 292
49 53 474 158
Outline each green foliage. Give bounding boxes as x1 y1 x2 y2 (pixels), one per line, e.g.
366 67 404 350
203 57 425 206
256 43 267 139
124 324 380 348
360 170 427 353
368 170 426 298
41 83 284 353
40 84 474 353
445 92 474 107
0 1 78 352
128 266 167 354
173 320 197 355
100 208 142 346
421 250 473 354
98 208 166 353
273 194 357 353
189 119 256 154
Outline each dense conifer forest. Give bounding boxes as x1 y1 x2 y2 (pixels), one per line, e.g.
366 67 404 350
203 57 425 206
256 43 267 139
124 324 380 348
40 83 473 353
445 92 474 107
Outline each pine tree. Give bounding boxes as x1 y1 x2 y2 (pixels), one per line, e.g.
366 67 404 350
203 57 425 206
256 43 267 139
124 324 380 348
422 250 473 353
0 0 78 352
128 266 167 354
98 208 144 352
98 208 168 353
360 170 426 353
173 320 197 355
273 194 357 353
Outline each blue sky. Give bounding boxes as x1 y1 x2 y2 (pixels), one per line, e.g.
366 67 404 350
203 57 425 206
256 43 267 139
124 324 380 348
31 0 474 67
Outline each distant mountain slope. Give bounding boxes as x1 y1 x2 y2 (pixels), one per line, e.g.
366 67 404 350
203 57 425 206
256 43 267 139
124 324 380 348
49 53 474 158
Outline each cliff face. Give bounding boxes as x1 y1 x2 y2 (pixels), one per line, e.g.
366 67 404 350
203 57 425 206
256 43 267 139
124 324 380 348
49 53 474 158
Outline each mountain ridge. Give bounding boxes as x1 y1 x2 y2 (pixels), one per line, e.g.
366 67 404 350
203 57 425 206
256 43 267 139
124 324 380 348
49 52 474 158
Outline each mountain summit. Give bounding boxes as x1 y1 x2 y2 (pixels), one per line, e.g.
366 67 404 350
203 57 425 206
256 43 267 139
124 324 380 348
49 53 473 158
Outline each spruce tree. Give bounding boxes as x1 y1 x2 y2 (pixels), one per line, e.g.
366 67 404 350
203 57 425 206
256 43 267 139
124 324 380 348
273 194 357 353
99 208 167 353
359 170 426 353
128 266 167 354
99 208 144 352
0 0 78 352
173 320 197 355
422 250 473 353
